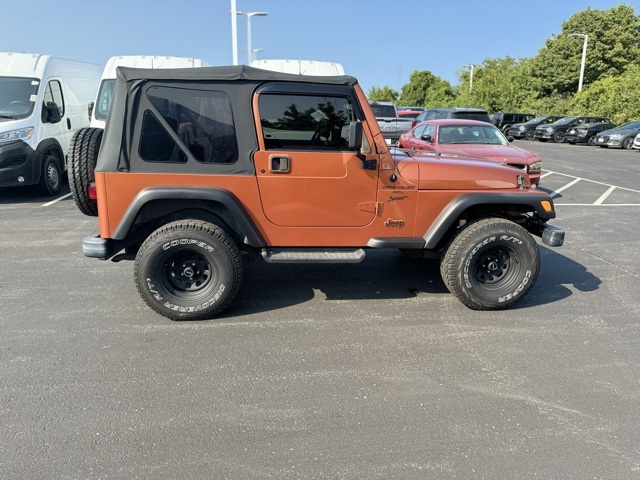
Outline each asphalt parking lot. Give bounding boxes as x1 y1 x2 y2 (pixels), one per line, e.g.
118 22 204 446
1 141 639 479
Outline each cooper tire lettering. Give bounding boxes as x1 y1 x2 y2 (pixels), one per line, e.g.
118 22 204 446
440 218 540 310
134 220 242 321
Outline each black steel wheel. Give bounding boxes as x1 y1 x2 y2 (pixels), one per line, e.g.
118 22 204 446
440 218 540 310
134 220 243 321
67 127 103 216
37 154 62 196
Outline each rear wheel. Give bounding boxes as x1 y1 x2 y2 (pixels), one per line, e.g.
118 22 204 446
67 127 103 216
134 220 243 321
440 218 540 310
37 154 62 196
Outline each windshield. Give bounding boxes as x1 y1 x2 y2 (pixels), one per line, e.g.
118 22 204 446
554 117 577 126
525 116 548 124
438 124 508 145
94 79 116 120
0 77 40 120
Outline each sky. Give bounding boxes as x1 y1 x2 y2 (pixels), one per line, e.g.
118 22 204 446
3 0 636 94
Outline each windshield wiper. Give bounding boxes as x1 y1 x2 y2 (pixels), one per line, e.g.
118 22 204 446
0 114 18 120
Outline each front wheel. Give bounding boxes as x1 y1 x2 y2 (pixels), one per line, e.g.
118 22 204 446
622 137 634 149
587 135 597 146
38 154 62 196
525 130 535 141
440 218 540 310
134 220 243 321
553 130 565 143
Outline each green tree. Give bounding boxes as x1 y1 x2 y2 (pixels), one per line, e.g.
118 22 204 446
570 65 640 123
366 86 398 102
531 5 640 96
397 70 454 107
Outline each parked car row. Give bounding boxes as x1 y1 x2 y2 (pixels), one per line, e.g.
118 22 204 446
506 115 640 149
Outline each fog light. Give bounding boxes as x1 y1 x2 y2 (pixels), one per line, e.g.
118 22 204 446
17 176 25 183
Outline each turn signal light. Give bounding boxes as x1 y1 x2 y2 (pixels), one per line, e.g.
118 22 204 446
541 200 553 212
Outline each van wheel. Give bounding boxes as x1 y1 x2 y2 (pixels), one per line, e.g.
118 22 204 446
67 127 103 216
134 220 243 321
440 218 540 310
38 154 62 196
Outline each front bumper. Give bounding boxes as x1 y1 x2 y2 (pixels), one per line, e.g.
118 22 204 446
0 140 39 188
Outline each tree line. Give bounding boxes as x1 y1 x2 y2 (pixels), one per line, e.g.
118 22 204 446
367 5 640 124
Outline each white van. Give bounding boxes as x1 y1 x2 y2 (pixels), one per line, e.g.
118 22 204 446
251 59 345 76
90 55 206 129
0 52 101 195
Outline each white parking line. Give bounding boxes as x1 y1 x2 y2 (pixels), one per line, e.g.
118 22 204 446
594 186 616 205
41 193 71 207
549 178 582 198
543 170 640 206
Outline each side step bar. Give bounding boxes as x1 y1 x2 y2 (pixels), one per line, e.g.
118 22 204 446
261 248 366 264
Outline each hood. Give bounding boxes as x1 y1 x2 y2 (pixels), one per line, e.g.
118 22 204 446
435 144 538 165
395 150 529 190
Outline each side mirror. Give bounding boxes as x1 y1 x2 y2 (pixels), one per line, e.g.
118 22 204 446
421 134 433 142
43 102 62 124
507 136 515 143
343 121 363 150
88 101 95 120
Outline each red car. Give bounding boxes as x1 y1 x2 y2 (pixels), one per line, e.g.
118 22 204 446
399 119 542 185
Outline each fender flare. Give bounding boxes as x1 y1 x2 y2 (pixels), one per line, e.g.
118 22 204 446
422 192 555 249
112 186 266 247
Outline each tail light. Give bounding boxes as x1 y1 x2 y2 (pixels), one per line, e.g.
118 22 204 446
88 182 97 200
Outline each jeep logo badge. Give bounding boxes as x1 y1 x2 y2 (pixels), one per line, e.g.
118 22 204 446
384 219 405 228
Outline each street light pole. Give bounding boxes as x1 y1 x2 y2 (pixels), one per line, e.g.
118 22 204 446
230 0 238 65
463 64 474 92
237 11 267 65
568 33 588 92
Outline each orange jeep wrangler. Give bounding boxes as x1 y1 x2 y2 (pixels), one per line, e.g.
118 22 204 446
67 66 564 321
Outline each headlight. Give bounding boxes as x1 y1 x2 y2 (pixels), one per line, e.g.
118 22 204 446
529 161 542 172
518 126 525 131
0 127 34 144
608 134 623 139
546 127 553 133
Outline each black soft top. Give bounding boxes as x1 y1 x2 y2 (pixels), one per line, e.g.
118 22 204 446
97 65 359 175
115 64 357 85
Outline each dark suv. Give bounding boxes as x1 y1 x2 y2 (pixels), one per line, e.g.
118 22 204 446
412 107 490 127
508 116 564 141
534 116 610 143
491 112 535 134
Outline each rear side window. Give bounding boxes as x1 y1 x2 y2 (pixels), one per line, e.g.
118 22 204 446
259 94 356 150
141 86 239 164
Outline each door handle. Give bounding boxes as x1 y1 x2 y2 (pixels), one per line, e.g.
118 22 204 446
270 155 291 173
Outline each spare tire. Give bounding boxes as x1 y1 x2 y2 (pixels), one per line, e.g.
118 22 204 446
67 127 103 216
